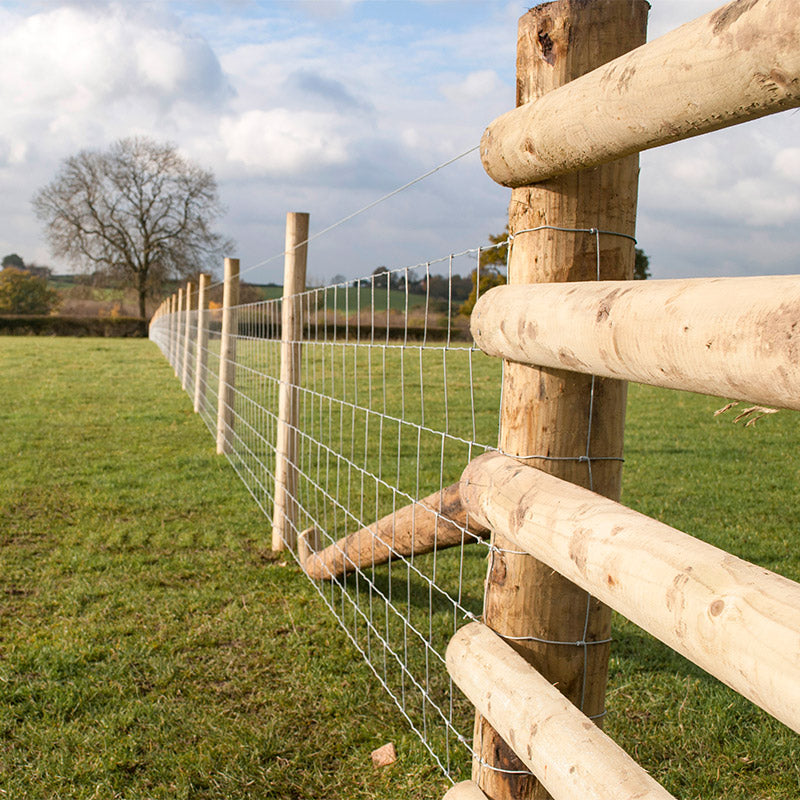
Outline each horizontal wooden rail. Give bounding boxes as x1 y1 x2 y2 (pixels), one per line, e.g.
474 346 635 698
298 483 490 580
447 622 675 800
460 452 800 734
471 276 800 410
481 0 800 186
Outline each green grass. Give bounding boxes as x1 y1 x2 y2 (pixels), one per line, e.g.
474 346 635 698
0 339 446 800
2 338 799 799
248 284 430 314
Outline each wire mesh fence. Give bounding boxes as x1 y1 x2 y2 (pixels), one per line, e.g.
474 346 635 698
150 246 506 781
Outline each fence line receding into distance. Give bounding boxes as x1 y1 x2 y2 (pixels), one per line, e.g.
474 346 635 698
150 240 507 779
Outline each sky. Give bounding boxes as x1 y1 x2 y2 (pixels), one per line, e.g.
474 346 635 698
1 0 798 285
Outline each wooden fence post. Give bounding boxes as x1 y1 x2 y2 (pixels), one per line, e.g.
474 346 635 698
169 294 178 371
167 296 173 363
194 274 210 414
472 3 648 798
175 288 184 377
167 294 177 364
216 258 240 455
271 211 310 552
181 281 193 391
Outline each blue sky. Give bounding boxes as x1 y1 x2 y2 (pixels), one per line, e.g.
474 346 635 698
2 0 798 284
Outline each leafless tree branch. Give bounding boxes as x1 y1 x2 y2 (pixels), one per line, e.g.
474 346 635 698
32 136 233 322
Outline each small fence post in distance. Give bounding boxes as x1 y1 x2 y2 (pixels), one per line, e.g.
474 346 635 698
194 274 210 414
173 294 179 366
169 293 178 370
216 258 240 455
166 295 172 362
472 2 648 798
271 211 310 552
181 281 193 391
174 287 184 377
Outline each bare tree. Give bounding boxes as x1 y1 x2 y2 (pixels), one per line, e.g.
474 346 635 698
33 136 231 324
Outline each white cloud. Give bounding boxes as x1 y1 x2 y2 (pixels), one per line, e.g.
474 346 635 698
0 135 28 167
775 147 800 183
667 149 724 189
220 108 350 175
440 70 506 105
0 3 231 159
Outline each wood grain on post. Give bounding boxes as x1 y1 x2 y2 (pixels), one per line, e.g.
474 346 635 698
473 3 647 798
194 274 210 414
271 212 310 552
461 451 800 735
181 281 193 391
298 483 490 580
482 0 800 187
216 258 240 455
448 623 676 800
471 275 800 411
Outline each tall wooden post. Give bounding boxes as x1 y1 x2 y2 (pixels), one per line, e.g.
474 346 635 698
473 3 648 799
181 281 194 391
271 211 310 552
175 288 184 377
194 274 210 414
216 258 240 455
169 294 178 370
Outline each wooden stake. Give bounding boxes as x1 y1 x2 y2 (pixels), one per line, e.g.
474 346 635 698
216 258 240 455
481 0 800 187
167 296 175 363
181 281 193 391
194 274 210 414
461 451 800 736
170 295 177 367
473 3 647 798
174 288 183 377
271 212 310 551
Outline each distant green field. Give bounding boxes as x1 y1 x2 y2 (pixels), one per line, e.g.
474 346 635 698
251 283 434 313
47 274 81 289
1 338 798 799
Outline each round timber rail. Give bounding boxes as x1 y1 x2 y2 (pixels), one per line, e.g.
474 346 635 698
471 275 800 411
481 0 800 187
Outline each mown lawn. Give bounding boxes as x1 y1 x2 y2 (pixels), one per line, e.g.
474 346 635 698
0 338 445 800
1 337 799 799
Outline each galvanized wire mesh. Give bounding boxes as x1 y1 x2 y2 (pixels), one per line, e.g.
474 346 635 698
149 247 505 781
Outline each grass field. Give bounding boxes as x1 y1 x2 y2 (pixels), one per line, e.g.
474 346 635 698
2 337 799 798
0 338 445 800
